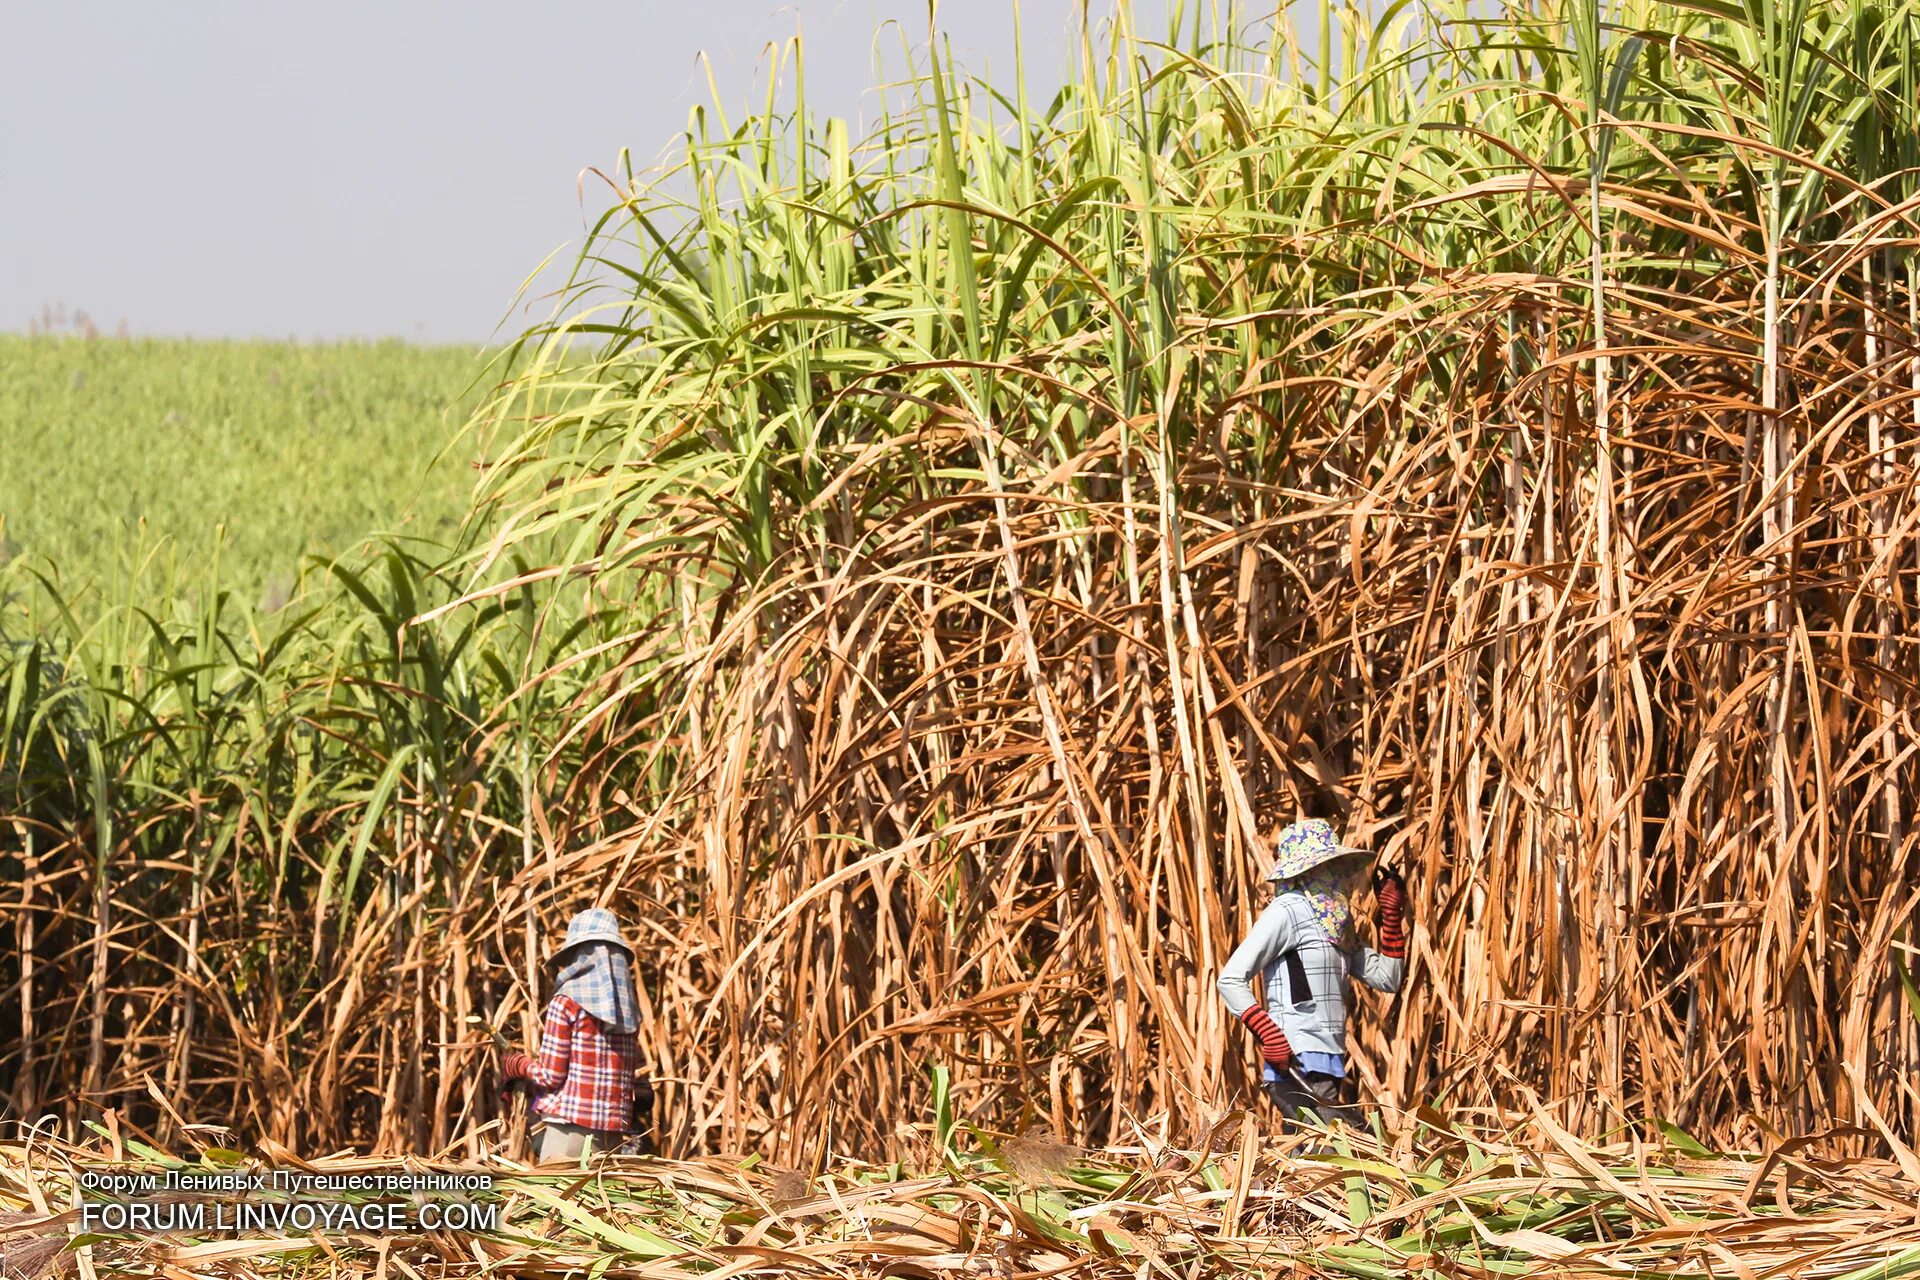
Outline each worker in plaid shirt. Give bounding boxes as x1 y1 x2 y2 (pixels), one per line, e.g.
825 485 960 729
503 908 643 1162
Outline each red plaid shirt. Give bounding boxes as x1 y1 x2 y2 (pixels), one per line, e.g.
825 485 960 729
505 995 640 1132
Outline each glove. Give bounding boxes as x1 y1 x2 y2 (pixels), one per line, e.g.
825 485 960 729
499 1051 535 1105
1238 1007 1294 1069
1374 867 1408 959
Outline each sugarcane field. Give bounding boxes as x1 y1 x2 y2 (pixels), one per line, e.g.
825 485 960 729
8 0 1920 1275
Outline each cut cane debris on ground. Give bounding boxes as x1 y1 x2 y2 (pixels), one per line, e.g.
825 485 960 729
6 1120 1920 1279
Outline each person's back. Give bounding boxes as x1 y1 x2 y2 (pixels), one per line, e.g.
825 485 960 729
502 908 645 1162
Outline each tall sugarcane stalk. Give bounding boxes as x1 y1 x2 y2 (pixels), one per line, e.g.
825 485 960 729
1574 0 1635 1107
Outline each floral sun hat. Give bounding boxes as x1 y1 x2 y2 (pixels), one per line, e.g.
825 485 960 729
1264 818 1370 882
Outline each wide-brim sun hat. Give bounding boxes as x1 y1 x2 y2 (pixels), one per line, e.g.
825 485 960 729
551 907 633 964
1264 818 1370 882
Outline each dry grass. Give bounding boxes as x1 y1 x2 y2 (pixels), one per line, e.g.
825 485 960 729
7 1116 1920 1279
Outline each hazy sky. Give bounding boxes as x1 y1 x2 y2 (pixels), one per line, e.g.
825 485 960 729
3 1 1194 345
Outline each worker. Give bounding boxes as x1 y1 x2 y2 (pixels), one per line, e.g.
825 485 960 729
1216 819 1409 1128
501 908 645 1163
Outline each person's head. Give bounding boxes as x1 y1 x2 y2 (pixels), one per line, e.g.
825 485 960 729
547 907 641 1034
550 907 633 970
1263 818 1371 898
1304 850 1372 899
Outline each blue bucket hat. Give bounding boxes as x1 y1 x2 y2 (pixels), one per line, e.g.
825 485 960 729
552 907 632 963
549 908 640 1033
1265 818 1370 882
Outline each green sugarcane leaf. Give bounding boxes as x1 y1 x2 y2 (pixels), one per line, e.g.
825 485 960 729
511 1182 687 1258
1832 1245 1920 1280
1654 1118 1716 1157
1897 956 1920 1026
334 742 417 916
929 1061 956 1162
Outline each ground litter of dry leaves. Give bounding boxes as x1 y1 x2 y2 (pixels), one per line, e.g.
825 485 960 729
1 1109 1917 1279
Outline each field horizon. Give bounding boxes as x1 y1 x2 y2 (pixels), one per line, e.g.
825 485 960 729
0 332 487 612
